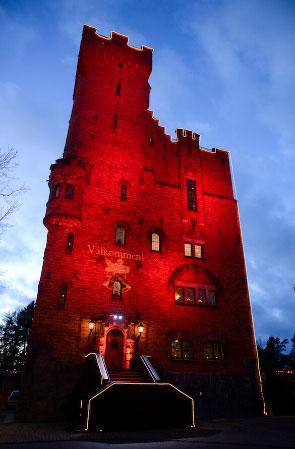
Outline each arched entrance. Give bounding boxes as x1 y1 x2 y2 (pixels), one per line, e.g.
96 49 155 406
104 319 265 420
105 328 124 371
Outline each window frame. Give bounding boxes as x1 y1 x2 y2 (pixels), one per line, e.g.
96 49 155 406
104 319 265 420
174 283 216 307
120 184 127 201
65 184 74 200
151 232 161 252
186 179 197 211
65 233 74 254
115 225 126 246
49 183 60 200
203 341 224 362
112 280 122 299
184 242 203 258
172 339 194 360
58 283 68 306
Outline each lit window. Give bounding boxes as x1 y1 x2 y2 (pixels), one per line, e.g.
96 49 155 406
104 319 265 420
194 244 202 258
65 184 74 199
186 288 195 305
151 233 160 252
187 179 196 211
176 286 216 306
121 184 127 200
184 243 192 257
58 284 68 306
66 233 74 254
115 226 125 246
175 287 184 304
113 114 118 128
112 280 122 298
204 342 224 361
50 184 60 199
172 339 193 360
116 84 121 96
197 288 206 304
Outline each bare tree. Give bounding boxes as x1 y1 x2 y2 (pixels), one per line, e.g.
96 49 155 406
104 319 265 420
0 148 26 232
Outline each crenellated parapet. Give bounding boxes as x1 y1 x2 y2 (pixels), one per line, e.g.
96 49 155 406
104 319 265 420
44 157 93 228
176 128 200 148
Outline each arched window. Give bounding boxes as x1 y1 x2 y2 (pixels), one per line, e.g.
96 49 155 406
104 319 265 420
58 284 68 306
115 226 125 246
65 233 74 254
151 233 160 252
112 280 122 298
49 184 60 199
203 342 224 361
171 339 194 360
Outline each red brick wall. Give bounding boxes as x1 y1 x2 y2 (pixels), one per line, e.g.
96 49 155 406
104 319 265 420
27 26 260 419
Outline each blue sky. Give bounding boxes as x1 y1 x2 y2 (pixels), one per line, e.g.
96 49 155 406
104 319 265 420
0 0 294 343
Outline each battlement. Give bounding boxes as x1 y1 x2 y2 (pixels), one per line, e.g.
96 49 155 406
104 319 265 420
83 25 153 54
50 157 93 173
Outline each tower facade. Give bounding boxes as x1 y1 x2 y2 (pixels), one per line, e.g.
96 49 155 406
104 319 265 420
20 26 262 421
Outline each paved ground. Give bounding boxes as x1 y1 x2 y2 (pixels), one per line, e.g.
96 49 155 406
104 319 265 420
0 414 294 448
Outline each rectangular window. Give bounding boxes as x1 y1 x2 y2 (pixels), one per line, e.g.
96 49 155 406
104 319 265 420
65 184 74 199
208 290 216 306
113 114 118 128
186 179 196 211
116 84 121 96
194 244 202 258
58 284 68 306
175 287 184 304
184 243 192 257
197 288 206 304
151 233 160 252
120 185 127 200
186 288 195 305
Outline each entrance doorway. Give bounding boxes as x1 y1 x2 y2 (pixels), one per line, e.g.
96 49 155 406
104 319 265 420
105 328 124 371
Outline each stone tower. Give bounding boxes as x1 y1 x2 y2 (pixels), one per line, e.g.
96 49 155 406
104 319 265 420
19 25 263 422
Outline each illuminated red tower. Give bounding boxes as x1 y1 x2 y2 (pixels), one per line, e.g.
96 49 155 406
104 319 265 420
19 26 263 423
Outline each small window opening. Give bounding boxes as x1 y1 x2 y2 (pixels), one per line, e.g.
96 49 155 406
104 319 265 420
115 226 125 246
118 62 123 68
50 184 60 199
194 244 202 258
184 243 192 257
151 233 160 252
113 114 118 128
112 280 122 298
65 184 74 199
116 84 121 96
175 287 184 304
121 184 127 200
58 284 68 306
66 233 74 254
187 179 196 211
149 137 154 145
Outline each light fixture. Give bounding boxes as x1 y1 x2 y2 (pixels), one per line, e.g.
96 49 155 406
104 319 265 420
138 322 144 335
88 320 95 332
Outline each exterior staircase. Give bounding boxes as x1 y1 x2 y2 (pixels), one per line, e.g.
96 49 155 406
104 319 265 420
82 353 195 430
109 370 145 383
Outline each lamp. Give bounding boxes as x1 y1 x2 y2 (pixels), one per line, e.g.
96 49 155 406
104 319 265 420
138 322 144 335
88 320 95 333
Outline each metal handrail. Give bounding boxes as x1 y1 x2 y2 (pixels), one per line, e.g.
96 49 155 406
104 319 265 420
139 355 160 382
86 352 110 384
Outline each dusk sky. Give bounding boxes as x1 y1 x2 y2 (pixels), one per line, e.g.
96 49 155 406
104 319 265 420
0 0 294 344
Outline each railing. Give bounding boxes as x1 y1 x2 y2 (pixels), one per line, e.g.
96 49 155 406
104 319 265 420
139 355 160 382
85 352 110 386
